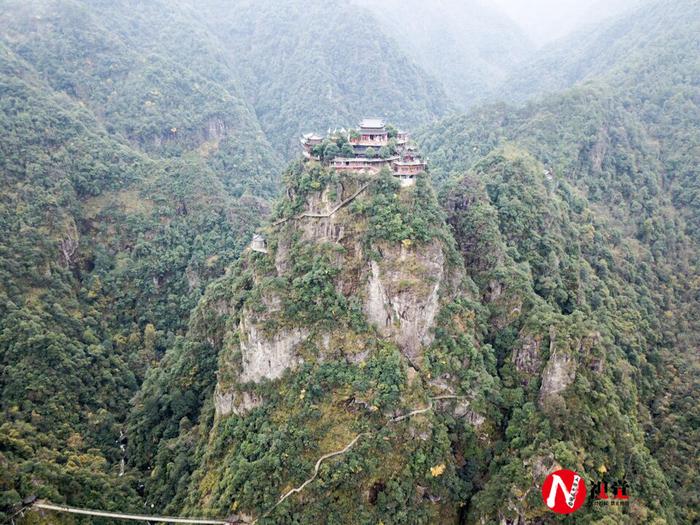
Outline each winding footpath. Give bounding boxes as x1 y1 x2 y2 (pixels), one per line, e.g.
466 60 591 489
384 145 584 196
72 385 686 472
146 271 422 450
253 394 465 523
272 183 370 226
30 502 230 524
274 432 368 507
26 395 465 525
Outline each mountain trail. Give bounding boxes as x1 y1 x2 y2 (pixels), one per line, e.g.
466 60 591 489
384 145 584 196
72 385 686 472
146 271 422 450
253 394 465 523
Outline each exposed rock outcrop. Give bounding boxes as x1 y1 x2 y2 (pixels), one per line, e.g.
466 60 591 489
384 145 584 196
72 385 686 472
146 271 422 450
214 388 263 417
205 117 227 142
238 314 309 384
364 241 444 362
539 327 600 405
213 172 457 422
484 278 523 330
442 398 485 428
512 333 543 379
539 347 576 400
185 264 201 292
539 326 575 403
214 308 308 416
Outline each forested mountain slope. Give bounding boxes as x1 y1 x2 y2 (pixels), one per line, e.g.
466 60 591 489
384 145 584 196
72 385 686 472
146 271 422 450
192 0 452 158
128 144 693 523
128 159 503 523
0 0 455 515
423 0 700 243
0 1 278 514
1 0 281 196
1 0 699 523
414 2 700 520
353 0 533 109
498 0 700 103
1 43 144 512
441 147 685 523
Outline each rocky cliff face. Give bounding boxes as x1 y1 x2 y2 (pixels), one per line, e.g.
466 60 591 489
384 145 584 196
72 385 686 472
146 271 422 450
168 164 500 524
512 332 543 385
238 315 309 384
213 170 460 417
364 241 444 362
130 142 689 525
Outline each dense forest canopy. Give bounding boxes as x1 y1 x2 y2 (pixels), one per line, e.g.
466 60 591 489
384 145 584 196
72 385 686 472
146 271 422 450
0 0 698 523
191 0 452 158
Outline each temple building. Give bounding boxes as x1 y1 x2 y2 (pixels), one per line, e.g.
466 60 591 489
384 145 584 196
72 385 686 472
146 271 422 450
392 148 427 186
331 156 398 173
300 132 324 158
352 118 389 145
300 118 427 186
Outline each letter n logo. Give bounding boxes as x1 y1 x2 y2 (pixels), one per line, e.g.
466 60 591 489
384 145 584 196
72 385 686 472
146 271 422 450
542 469 587 514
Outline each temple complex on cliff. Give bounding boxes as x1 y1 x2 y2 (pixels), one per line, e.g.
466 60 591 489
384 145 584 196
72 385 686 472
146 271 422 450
301 118 426 186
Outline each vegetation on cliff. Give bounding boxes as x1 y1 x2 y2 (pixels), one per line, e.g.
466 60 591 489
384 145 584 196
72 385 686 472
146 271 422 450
413 3 700 517
0 0 276 514
122 156 512 524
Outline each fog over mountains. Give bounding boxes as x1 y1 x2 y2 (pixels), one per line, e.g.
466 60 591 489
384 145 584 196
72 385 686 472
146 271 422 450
491 0 643 44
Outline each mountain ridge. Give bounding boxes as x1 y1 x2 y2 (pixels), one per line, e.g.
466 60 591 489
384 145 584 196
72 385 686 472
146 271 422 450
496 0 700 104
352 0 534 109
191 0 454 158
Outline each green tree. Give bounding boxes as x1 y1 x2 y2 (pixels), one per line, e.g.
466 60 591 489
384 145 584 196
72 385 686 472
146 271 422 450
323 143 340 161
340 143 355 157
379 145 392 158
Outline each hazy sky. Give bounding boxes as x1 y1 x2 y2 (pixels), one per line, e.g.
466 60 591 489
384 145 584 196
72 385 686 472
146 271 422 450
489 0 639 45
